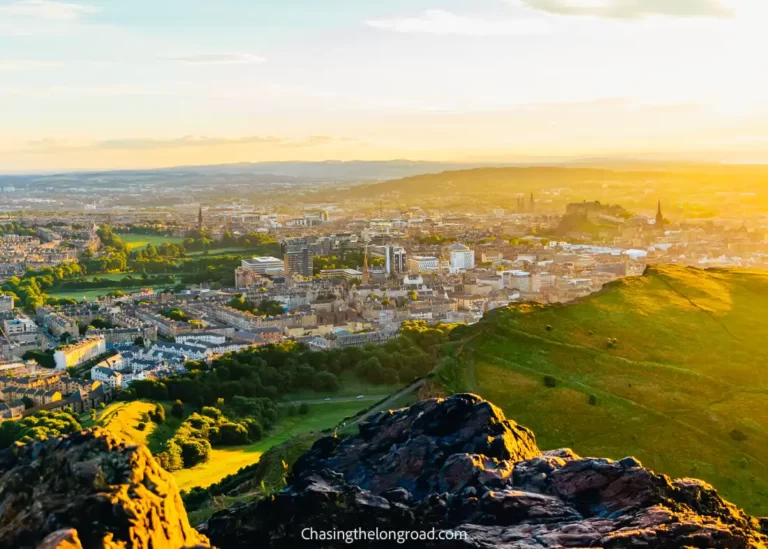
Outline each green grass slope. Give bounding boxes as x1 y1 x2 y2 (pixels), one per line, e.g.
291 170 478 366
441 265 768 515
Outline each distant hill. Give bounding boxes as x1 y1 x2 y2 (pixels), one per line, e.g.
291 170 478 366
1 160 508 183
553 200 633 236
335 165 768 216
438 265 768 515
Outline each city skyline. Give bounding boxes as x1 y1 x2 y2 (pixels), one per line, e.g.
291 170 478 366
2 0 768 171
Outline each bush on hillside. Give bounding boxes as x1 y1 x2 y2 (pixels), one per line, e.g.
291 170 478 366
149 403 166 424
171 399 184 419
179 438 212 467
543 375 558 388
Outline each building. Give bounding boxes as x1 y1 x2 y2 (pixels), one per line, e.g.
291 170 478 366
91 366 123 389
240 256 284 275
53 337 106 370
408 255 439 273
0 294 14 313
283 240 313 278
449 243 475 273
655 200 665 232
0 399 25 419
317 268 363 280
2 317 38 336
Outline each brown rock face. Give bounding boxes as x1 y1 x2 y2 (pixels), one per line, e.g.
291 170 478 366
0 428 210 549
202 394 768 549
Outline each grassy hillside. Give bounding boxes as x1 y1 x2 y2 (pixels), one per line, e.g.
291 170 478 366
439 265 768 515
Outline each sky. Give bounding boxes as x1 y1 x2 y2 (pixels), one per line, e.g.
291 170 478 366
1 0 768 172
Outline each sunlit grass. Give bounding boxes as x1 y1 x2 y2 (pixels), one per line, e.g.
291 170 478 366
458 266 768 515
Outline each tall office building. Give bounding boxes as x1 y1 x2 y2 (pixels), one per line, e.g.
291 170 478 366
282 238 314 277
388 246 407 274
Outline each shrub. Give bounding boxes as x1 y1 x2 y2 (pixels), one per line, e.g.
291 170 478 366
171 399 185 419
218 422 250 446
588 393 598 406
299 403 310 415
149 403 166 424
730 429 748 442
543 375 557 388
201 406 223 420
241 418 263 441
179 438 212 467
157 439 183 471
545 325 553 332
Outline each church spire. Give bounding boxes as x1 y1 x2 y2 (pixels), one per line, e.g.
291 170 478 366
361 244 370 284
655 200 664 231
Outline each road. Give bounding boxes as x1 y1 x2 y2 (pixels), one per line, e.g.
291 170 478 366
277 395 389 406
351 378 426 424
276 377 427 422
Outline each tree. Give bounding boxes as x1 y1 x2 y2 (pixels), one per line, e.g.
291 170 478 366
299 403 310 415
543 375 557 388
59 332 72 344
133 336 145 347
171 399 185 419
312 371 340 392
21 396 34 410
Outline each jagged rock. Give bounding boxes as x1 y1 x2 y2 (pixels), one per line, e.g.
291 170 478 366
202 394 768 549
290 392 540 501
0 428 210 549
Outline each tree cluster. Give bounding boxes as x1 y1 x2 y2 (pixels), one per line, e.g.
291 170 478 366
227 296 284 317
0 409 82 449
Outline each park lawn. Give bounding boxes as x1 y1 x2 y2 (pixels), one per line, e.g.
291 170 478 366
117 233 186 251
185 247 265 257
445 265 768 516
172 401 367 491
49 284 170 301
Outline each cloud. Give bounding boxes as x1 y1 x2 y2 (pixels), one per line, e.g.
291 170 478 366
162 54 266 66
0 59 66 70
365 9 552 36
0 0 99 21
516 0 734 19
21 135 363 153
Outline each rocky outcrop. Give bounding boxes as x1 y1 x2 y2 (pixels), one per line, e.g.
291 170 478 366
0 428 210 549
202 394 768 548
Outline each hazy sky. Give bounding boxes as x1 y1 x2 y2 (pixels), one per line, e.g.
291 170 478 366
1 0 767 171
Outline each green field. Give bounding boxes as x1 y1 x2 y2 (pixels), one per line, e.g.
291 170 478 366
186 247 267 257
172 401 367 491
281 373 401 401
97 400 369 492
117 233 186 251
49 284 170 300
442 265 768 515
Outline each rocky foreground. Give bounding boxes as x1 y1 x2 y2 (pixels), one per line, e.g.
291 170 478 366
0 429 209 549
202 394 768 548
0 394 766 548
